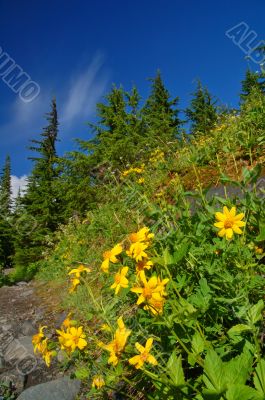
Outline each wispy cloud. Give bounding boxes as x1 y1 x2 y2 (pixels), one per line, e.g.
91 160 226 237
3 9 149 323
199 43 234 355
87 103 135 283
11 174 28 198
61 53 108 126
0 53 108 148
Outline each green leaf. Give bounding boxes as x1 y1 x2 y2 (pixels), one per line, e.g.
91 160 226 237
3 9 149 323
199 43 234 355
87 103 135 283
256 221 265 242
173 241 189 264
223 347 253 386
192 331 205 355
203 349 225 394
226 384 263 400
227 324 252 337
166 351 185 387
247 300 264 325
188 331 205 366
162 247 175 266
254 359 265 394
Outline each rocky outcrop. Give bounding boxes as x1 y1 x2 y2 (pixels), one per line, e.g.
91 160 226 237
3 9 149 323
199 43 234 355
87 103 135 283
0 282 80 399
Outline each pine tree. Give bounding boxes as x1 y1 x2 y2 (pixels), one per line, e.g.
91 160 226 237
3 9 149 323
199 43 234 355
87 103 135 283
14 98 61 269
0 156 14 267
142 71 180 146
185 81 217 136
0 155 12 215
82 85 143 171
240 69 265 102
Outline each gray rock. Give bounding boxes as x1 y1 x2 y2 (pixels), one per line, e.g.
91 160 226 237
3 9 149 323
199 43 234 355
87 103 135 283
55 312 68 329
20 289 34 298
20 320 37 336
4 336 35 364
0 355 6 373
17 377 81 400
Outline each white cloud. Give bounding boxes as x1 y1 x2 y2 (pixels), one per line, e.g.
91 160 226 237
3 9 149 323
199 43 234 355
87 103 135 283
0 92 51 147
0 53 108 149
11 175 28 198
61 53 108 126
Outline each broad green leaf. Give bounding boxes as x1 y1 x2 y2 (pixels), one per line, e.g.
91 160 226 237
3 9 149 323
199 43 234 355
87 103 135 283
203 349 225 393
254 359 265 394
166 351 185 387
173 242 189 264
223 347 253 386
226 384 263 400
227 324 252 337
247 300 264 325
192 331 205 355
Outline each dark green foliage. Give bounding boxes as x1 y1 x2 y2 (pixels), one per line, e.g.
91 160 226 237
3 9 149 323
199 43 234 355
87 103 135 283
86 85 143 169
240 69 265 102
13 99 62 269
185 81 218 136
0 156 14 268
142 70 181 144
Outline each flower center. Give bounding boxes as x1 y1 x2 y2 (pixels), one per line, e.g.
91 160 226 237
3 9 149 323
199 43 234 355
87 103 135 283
72 335 80 344
224 219 233 229
130 233 138 242
137 261 145 271
115 274 121 284
141 351 148 361
143 287 152 299
104 251 111 259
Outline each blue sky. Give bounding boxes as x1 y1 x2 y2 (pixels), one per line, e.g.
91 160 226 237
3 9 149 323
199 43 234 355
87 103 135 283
0 0 264 189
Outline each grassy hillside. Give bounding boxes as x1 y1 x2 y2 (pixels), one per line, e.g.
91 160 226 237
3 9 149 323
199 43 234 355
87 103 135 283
34 91 265 399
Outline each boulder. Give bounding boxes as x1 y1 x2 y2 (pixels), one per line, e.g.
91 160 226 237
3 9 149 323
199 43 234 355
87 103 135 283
17 377 81 400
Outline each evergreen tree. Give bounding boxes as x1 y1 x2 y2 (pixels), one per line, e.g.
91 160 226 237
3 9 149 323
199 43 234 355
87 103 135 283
14 98 61 268
240 69 265 102
185 81 217 136
83 85 143 171
0 155 12 214
142 71 180 145
0 156 14 267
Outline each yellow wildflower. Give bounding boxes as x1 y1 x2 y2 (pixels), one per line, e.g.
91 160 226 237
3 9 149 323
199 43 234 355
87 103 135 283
126 242 148 262
38 339 56 367
61 314 76 330
144 297 165 315
129 227 154 244
56 326 87 353
129 338 158 369
68 264 91 278
101 317 131 366
101 243 123 273
214 206 246 240
136 258 153 276
110 266 129 294
69 277 80 293
92 375 105 389
32 326 47 353
255 246 263 255
138 177 145 184
131 271 169 314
